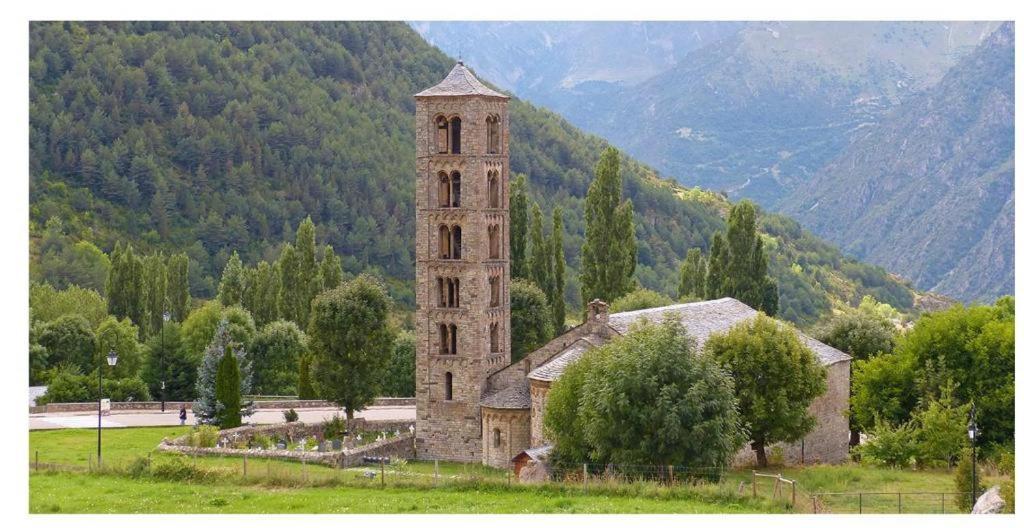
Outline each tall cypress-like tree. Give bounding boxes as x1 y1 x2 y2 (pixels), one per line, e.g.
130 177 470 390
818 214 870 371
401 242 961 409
247 260 280 327
319 245 343 290
678 247 706 300
142 252 167 340
713 201 779 315
527 202 551 297
704 233 727 299
215 347 242 429
509 174 529 279
277 243 303 325
297 352 316 399
217 251 246 307
166 252 191 322
580 147 636 305
550 207 566 332
296 217 319 323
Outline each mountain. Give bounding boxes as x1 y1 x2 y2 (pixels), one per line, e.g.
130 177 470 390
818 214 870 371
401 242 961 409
414 22 1000 208
29 21 917 326
781 23 1015 302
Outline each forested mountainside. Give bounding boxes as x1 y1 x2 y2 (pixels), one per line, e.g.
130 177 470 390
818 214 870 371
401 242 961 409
29 21 916 325
781 23 1014 302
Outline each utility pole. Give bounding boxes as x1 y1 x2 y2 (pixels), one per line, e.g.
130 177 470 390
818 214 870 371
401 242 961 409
161 310 170 413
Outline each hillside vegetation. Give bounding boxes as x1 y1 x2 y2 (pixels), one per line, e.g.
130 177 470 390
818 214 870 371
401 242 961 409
30 21 916 325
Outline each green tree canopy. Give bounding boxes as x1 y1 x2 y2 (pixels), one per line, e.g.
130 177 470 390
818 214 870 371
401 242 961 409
544 319 743 470
380 331 415 397
677 247 706 300
706 313 827 466
609 288 675 313
29 282 107 328
215 347 243 429
249 320 308 395
580 147 636 305
141 321 196 401
217 251 246 307
307 275 395 419
510 278 554 362
94 316 143 379
35 314 95 376
509 174 529 279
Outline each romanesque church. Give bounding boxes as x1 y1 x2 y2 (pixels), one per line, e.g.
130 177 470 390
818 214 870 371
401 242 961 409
413 63 852 471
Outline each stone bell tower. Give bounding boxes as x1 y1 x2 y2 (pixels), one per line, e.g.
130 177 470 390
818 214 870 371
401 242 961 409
413 62 511 461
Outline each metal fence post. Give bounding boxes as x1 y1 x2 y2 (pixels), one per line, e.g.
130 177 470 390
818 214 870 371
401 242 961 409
302 457 307 483
812 495 818 514
583 463 588 490
941 493 945 514
243 454 247 478
434 459 439 487
791 480 796 506
898 493 902 514
752 470 757 498
859 493 863 514
380 457 385 488
35 450 38 472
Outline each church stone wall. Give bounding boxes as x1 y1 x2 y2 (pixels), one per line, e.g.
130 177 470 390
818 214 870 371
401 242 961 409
481 407 531 468
529 380 551 447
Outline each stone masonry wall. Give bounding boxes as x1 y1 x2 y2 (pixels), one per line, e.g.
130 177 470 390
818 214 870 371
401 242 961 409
33 397 414 414
481 407 531 468
414 92 512 463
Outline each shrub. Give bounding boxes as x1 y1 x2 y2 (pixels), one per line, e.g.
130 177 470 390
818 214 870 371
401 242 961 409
187 425 220 448
997 450 1014 513
856 418 920 468
126 456 151 478
36 368 151 404
913 381 968 467
151 459 219 483
214 348 242 429
954 447 986 512
322 414 346 440
250 433 273 449
283 408 299 423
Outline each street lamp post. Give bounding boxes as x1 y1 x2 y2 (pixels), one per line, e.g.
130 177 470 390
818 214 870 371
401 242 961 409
98 349 118 467
967 402 978 507
161 310 170 413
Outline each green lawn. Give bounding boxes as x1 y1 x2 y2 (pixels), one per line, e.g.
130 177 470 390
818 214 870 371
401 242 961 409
28 427 1003 514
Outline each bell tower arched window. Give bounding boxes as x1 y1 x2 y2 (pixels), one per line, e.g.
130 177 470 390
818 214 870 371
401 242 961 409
436 116 449 154
487 171 500 208
490 322 499 354
439 225 451 259
450 171 461 207
452 226 462 259
492 427 502 448
489 275 500 307
488 224 500 259
438 172 450 207
486 115 500 154
445 372 453 400
450 117 461 154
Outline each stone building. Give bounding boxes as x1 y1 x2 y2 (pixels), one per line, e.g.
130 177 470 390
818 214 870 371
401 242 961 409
413 64 852 469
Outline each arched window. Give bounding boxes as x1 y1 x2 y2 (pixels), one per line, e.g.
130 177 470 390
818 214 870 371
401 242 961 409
488 171 500 208
486 115 500 154
489 276 500 307
450 117 461 154
445 372 453 401
436 116 449 154
439 225 451 259
492 427 502 448
452 225 462 259
439 323 449 354
488 224 500 259
450 171 461 207
436 277 446 307
490 322 499 354
452 278 460 307
449 324 458 355
438 172 450 208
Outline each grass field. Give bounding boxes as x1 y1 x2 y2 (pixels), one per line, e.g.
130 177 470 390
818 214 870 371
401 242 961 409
27 426 1005 514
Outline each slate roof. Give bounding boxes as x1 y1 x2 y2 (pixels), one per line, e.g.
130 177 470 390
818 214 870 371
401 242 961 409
607 298 850 366
527 336 606 382
415 62 509 98
513 444 553 461
480 379 531 409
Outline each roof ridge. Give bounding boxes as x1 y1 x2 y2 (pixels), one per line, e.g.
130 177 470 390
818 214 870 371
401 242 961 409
415 62 509 98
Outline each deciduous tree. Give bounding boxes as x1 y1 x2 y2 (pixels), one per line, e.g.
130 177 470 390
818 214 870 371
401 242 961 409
580 147 636 305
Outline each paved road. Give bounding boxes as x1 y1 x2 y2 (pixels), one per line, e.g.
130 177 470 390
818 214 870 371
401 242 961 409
29 405 416 430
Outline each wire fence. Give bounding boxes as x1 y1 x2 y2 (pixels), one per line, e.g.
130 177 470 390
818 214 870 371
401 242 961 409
28 449 972 514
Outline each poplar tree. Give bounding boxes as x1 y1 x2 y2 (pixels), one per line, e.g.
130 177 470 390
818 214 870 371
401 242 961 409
248 261 280 327
527 202 550 297
580 147 636 305
217 251 246 307
509 174 529 279
703 201 779 315
319 245 343 290
277 243 304 325
704 233 727 299
678 247 706 299
549 207 566 332
106 243 145 329
296 217 319 321
166 252 191 322
142 252 167 340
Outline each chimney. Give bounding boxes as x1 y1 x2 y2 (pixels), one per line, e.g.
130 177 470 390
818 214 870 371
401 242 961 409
586 299 609 323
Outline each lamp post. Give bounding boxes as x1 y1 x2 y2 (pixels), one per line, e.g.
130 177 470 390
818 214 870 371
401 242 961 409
98 348 118 467
967 402 978 506
161 310 170 413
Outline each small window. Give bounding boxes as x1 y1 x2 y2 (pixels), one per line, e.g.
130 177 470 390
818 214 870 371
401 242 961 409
450 117 461 154
487 115 500 154
492 427 502 448
452 225 462 259
439 323 449 354
450 171 461 208
438 172 450 208
488 224 500 259
436 116 449 154
437 277 446 307
439 225 451 259
489 276 500 307
449 324 458 355
490 322 499 354
488 171 500 208
445 372 453 401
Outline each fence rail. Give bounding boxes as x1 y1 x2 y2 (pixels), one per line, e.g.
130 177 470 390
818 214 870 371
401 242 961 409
810 491 974 514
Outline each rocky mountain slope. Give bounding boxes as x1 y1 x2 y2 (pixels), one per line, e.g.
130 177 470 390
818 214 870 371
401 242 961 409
781 23 1014 302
